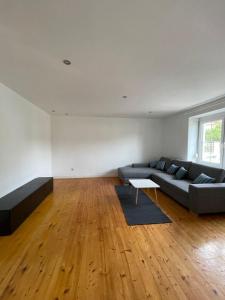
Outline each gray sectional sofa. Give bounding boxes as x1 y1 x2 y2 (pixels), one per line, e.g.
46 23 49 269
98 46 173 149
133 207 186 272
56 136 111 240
118 157 225 214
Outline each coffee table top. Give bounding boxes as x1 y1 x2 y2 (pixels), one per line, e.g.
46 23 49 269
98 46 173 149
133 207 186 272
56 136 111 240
129 179 160 189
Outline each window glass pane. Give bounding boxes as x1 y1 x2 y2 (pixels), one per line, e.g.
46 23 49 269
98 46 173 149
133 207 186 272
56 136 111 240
201 119 222 164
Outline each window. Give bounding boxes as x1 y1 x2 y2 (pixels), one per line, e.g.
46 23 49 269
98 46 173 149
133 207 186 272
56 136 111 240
198 114 225 167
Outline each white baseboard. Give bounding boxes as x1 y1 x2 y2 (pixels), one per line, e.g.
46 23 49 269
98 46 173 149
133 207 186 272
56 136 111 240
53 175 118 179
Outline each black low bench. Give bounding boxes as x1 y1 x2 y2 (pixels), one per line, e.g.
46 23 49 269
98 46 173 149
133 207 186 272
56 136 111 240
0 177 53 235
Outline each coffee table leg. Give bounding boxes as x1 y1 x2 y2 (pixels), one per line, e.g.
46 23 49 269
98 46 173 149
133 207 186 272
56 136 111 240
135 188 139 205
154 188 158 201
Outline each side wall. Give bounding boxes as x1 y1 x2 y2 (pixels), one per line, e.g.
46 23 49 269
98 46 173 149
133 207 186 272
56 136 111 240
52 116 163 178
162 98 225 160
0 83 52 197
162 114 189 159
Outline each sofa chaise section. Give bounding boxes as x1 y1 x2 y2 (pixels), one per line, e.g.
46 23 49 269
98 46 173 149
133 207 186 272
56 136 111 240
118 157 171 183
118 164 163 183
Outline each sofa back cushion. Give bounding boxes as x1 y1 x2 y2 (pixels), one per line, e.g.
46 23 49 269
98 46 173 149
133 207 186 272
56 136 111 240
167 164 179 174
149 160 158 168
188 163 225 183
175 167 188 179
193 173 215 184
171 160 192 171
156 160 166 170
160 157 172 170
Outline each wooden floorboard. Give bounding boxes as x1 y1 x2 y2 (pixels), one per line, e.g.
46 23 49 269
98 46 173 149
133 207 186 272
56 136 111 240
0 178 225 299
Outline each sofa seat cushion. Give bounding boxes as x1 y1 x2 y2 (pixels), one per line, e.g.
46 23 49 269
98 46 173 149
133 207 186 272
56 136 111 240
152 172 191 192
188 163 225 183
118 166 163 182
152 173 190 207
169 178 191 193
151 172 174 182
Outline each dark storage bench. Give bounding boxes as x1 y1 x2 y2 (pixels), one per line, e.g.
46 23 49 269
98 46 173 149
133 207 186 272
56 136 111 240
0 177 53 235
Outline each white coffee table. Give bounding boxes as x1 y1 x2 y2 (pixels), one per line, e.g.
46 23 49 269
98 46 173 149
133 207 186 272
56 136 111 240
129 179 160 205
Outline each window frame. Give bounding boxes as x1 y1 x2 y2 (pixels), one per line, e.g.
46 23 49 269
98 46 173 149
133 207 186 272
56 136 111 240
197 112 225 168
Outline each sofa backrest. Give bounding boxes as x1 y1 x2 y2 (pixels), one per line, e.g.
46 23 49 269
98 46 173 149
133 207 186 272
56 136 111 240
188 163 225 183
160 157 172 170
171 159 192 171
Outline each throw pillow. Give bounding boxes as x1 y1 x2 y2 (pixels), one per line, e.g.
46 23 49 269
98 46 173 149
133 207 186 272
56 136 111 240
175 167 188 180
167 164 179 174
193 173 215 184
156 160 166 171
149 160 158 168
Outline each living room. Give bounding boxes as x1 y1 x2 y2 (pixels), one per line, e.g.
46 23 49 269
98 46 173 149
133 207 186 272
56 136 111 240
1 1 225 299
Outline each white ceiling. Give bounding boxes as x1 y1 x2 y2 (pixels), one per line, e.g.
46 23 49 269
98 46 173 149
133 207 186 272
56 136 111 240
1 0 225 118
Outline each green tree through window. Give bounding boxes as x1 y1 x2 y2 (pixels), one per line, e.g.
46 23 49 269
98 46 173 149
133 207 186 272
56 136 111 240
205 120 222 142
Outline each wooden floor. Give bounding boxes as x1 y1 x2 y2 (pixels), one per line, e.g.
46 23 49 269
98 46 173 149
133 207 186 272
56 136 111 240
0 178 225 299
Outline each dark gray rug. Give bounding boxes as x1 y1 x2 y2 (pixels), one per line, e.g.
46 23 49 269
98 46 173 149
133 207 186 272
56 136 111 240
115 185 172 225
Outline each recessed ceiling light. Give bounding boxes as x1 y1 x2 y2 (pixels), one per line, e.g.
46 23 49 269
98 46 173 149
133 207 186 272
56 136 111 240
63 59 71 65
52 110 55 113
122 96 128 99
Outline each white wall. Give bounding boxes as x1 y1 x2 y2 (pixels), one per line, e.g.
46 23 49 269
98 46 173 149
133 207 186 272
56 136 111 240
0 83 52 197
162 97 225 160
162 114 190 159
52 116 163 178
5 78 225 189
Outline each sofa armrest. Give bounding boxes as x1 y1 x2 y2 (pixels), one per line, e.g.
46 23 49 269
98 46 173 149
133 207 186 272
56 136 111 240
132 163 149 168
189 183 225 214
